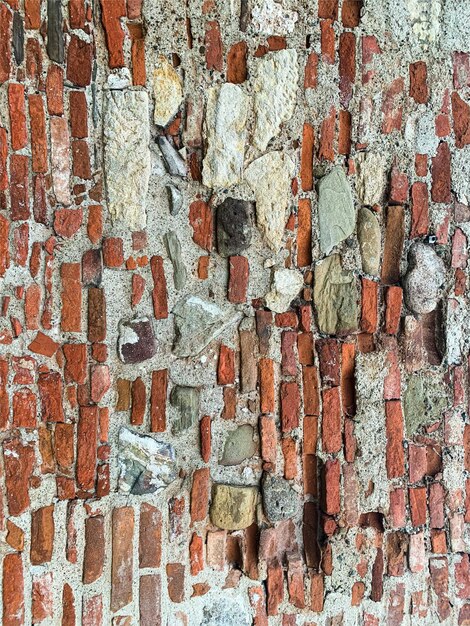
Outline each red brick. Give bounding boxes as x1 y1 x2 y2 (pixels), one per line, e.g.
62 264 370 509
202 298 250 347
32 572 53 622
100 0 126 68
410 181 429 237
150 369 167 432
322 387 342 454
342 0 362 26
323 458 341 514
338 109 352 155
320 19 335 64
61 262 82 332
103 237 124 268
88 287 106 342
415 153 427 176
46 65 64 116
111 507 134 611
249 585 268 626
190 532 204 575
0 4 12 84
227 41 247 83
69 0 86 28
339 32 356 108
67 35 93 86
431 142 451 203
297 198 312 266
8 83 27 151
205 20 223 71
70 91 88 138
297 332 313 365
311 572 324 612
82 595 103 626
31 505 54 564
228 255 249 303
139 504 162 568
83 515 105 583
38 371 64 421
131 377 146 425
390 166 409 204
303 366 320 415
300 126 314 192
150 255 168 319
167 563 185 603
409 486 427 526
317 338 340 386
24 283 41 330
29 94 48 173
382 78 404 134
454 52 470 89
63 343 87 384
217 344 235 385
12 388 36 428
190 467 210 523
267 559 283 616
282 437 298 480
3 553 24 626
381 205 405 285
384 286 402 334
304 52 318 89
10 154 29 220
77 406 98 491
361 278 378 333
452 228 468 269
54 208 83 238
385 400 405 479
318 0 338 19
260 415 277 466
140 574 161 626
0 128 8 192
26 37 42 86
281 381 300 432
408 443 426 483
61 584 75 626
55 423 75 471
318 106 335 160
72 139 91 179
452 91 470 148
409 61 429 104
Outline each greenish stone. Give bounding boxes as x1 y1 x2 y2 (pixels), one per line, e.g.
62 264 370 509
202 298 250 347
220 425 257 466
314 254 358 335
403 374 449 436
164 231 186 290
170 386 200 433
318 167 355 255
210 484 258 530
357 208 381 276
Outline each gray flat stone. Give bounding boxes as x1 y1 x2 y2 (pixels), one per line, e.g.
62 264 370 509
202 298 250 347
158 136 187 177
357 208 381 276
314 254 358 335
170 386 200 432
200 596 251 626
318 167 355 255
403 242 445 315
164 231 187 290
262 473 299 522
220 425 257 466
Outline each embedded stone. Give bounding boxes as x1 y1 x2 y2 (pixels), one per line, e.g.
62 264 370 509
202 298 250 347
262 474 299 522
46 0 64 63
403 242 445 315
265 268 304 313
12 12 24 66
201 595 251 626
210 484 258 530
314 254 358 335
220 425 257 466
251 0 298 35
164 231 187 290
202 83 249 188
357 207 381 276
355 152 387 206
166 185 183 215
104 90 150 230
318 166 355 255
245 151 295 251
118 318 157 364
252 49 298 151
170 386 200 432
158 136 186 177
216 198 253 258
153 55 183 127
172 295 242 358
403 374 449 436
118 427 177 494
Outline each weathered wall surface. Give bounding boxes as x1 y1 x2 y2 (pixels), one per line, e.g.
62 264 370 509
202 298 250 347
0 0 470 624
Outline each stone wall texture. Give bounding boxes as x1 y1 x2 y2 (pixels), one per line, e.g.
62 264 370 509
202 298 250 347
0 0 470 624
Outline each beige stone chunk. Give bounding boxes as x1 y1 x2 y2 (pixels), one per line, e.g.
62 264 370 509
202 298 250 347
153 55 183 127
210 484 258 530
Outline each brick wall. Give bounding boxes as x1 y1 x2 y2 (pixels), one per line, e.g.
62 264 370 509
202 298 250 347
0 0 470 624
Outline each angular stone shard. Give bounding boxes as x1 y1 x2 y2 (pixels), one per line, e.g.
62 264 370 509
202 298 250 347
252 0 299 35
355 152 387 206
202 83 249 189
252 49 298 151
158 136 186 177
12 12 24 65
170 386 200 432
314 254 358 335
210 484 258 530
245 151 295 251
403 374 448 436
104 90 150 230
46 0 64 63
201 596 251 626
403 242 445 315
118 318 157 364
262 474 299 522
220 424 257 466
164 231 186 290
357 207 381 276
265 268 304 313
216 198 253 257
118 427 177 494
172 295 241 358
153 55 183 127
166 185 183 215
318 167 355 255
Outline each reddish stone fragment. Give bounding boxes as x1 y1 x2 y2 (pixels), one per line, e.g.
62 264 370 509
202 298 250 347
61 262 82 332
382 78 404 134
297 198 312 266
189 200 212 250
218 344 235 385
54 208 83 238
82 595 103 626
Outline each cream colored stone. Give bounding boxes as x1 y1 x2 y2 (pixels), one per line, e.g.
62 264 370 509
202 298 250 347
153 55 183 127
103 90 150 230
245 151 295 250
265 268 304 313
252 49 298 151
210 484 258 530
202 84 249 189
355 152 387 207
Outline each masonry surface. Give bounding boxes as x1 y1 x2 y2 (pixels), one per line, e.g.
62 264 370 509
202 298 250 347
0 0 470 624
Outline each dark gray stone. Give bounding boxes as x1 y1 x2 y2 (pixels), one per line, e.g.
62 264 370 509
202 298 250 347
118 318 157 364
262 473 299 522
216 198 253 257
46 0 64 64
170 386 200 432
12 12 24 65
